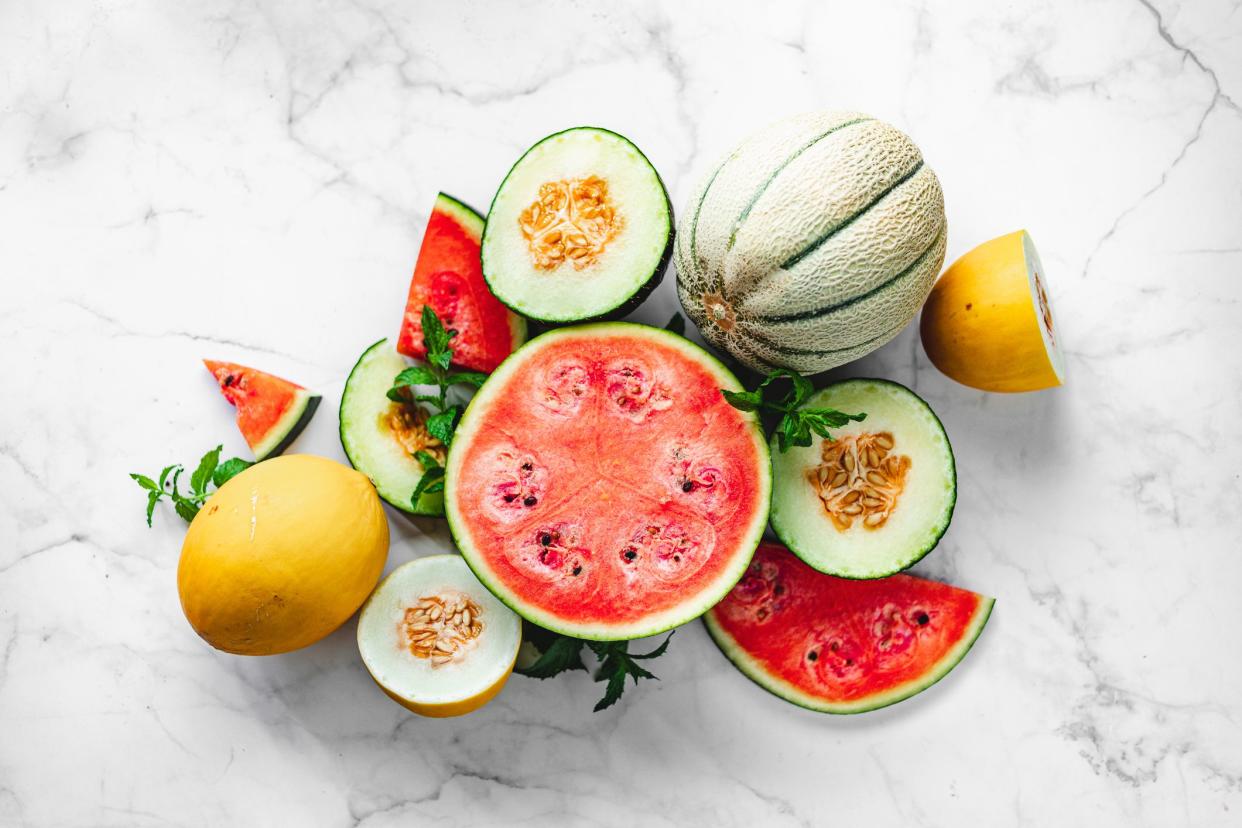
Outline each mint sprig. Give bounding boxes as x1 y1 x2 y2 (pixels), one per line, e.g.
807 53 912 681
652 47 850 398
130 445 252 527
722 369 866 452
387 306 488 507
516 632 674 712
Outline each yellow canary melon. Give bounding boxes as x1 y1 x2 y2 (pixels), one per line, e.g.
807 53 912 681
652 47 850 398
920 230 1064 393
178 454 389 655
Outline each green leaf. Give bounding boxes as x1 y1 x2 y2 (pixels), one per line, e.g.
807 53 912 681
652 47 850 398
130 473 158 491
413 450 441 471
446 371 488 389
720 388 762 412
158 464 179 489
392 365 440 389
212 458 252 488
411 466 446 506
665 312 686 336
630 632 674 660
593 668 628 712
145 489 161 528
173 498 199 524
515 636 588 679
426 406 461 447
421 305 453 371
190 445 222 496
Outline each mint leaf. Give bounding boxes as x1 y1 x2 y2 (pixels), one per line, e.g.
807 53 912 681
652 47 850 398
426 406 461 446
158 464 178 489
411 466 445 505
446 371 488 389
190 445 222 496
130 473 158 491
145 490 160 528
720 388 762 411
516 636 588 679
413 450 441 472
722 369 864 453
594 667 628 712
212 458 252 488
630 633 674 660
665 312 686 336
173 499 199 523
421 305 453 371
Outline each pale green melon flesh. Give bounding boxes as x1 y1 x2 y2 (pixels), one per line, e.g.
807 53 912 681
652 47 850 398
483 128 672 323
770 379 955 579
339 339 443 516
357 555 521 706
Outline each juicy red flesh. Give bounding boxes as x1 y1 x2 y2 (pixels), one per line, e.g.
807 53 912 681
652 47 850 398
710 544 986 705
203 360 306 452
452 333 766 629
397 202 516 373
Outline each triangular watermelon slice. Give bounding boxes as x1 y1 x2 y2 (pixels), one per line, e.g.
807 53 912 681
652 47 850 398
397 193 526 373
203 360 320 460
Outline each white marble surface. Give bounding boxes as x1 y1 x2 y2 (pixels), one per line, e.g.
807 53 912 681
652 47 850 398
2 0 1241 825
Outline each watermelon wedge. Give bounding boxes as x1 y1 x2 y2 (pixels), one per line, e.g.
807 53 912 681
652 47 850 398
705 543 993 713
445 323 771 641
203 360 320 460
397 193 526 373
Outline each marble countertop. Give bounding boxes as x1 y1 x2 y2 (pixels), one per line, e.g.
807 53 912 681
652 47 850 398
3 0 1240 825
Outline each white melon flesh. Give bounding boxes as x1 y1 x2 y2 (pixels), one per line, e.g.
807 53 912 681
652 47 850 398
676 111 946 374
357 555 521 717
482 127 672 322
770 379 955 579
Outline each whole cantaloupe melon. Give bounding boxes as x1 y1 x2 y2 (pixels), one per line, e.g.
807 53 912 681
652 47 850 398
676 111 946 374
178 454 389 655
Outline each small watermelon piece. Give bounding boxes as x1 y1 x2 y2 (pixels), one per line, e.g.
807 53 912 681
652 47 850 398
203 360 320 460
398 193 526 373
445 323 771 641
705 543 993 714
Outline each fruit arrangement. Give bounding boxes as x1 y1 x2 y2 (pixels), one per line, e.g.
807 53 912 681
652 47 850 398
132 111 1064 718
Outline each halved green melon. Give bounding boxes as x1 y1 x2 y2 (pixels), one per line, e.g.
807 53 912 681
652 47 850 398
445 323 771 641
481 127 673 323
358 554 521 717
770 379 955 579
705 543 993 713
339 339 445 517
203 359 320 460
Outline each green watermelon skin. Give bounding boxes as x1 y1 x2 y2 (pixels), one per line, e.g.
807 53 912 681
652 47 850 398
704 543 992 714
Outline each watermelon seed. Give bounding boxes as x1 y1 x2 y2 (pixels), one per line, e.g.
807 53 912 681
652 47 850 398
774 584 784 595
916 612 929 626
572 565 582 576
539 533 551 545
623 548 637 561
682 480 694 492
521 462 533 473
807 651 818 661
503 494 517 503
523 495 537 507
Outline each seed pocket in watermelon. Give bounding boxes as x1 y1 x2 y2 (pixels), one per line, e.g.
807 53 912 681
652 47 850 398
445 323 771 640
397 193 526 373
203 360 320 460
705 543 993 714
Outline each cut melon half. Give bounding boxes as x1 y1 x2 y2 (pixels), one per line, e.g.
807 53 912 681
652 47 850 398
482 127 673 323
203 360 320 460
920 230 1065 393
358 554 521 717
705 543 993 714
770 379 955 579
339 339 445 517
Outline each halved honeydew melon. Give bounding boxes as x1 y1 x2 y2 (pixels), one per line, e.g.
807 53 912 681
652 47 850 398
357 554 521 717
770 379 955 579
920 230 1065 393
482 127 673 323
339 339 445 517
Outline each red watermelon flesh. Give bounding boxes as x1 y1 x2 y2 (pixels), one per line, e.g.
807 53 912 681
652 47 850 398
705 543 993 713
445 324 771 641
203 360 320 460
397 194 525 373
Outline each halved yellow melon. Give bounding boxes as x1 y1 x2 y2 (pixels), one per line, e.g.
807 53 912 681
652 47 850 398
357 555 521 717
919 230 1064 393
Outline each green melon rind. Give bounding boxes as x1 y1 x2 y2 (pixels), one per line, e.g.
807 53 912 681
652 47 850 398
481 127 674 325
770 378 956 580
339 338 445 517
250 389 320 461
433 192 529 353
703 592 994 714
445 322 772 641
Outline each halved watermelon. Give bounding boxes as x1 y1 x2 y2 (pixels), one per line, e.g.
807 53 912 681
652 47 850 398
445 323 771 641
705 543 993 713
203 360 320 460
397 193 526 373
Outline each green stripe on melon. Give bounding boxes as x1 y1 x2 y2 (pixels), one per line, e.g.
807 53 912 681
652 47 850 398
675 111 947 374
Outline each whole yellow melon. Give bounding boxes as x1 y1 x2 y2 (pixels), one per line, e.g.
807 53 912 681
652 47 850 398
178 454 389 655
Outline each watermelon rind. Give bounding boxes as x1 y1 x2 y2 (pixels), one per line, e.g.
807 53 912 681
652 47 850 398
251 389 320 461
703 591 993 714
770 378 956 580
339 338 445 517
445 322 771 641
481 127 674 324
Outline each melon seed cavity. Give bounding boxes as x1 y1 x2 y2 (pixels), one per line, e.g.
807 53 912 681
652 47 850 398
401 591 485 667
518 175 622 271
385 402 446 465
808 432 911 531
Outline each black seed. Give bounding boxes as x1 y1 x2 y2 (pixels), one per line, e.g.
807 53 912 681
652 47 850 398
774 584 784 596
623 549 637 561
673 555 681 563
539 533 551 546
916 612 930 626
224 374 235 386
520 462 533 472
503 494 517 503
844 659 853 666
682 480 694 493
523 495 537 507
807 651 818 662
572 565 582 576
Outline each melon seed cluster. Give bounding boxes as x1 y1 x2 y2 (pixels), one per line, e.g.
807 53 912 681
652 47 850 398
809 432 911 531
387 401 446 465
518 175 622 271
401 591 485 667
